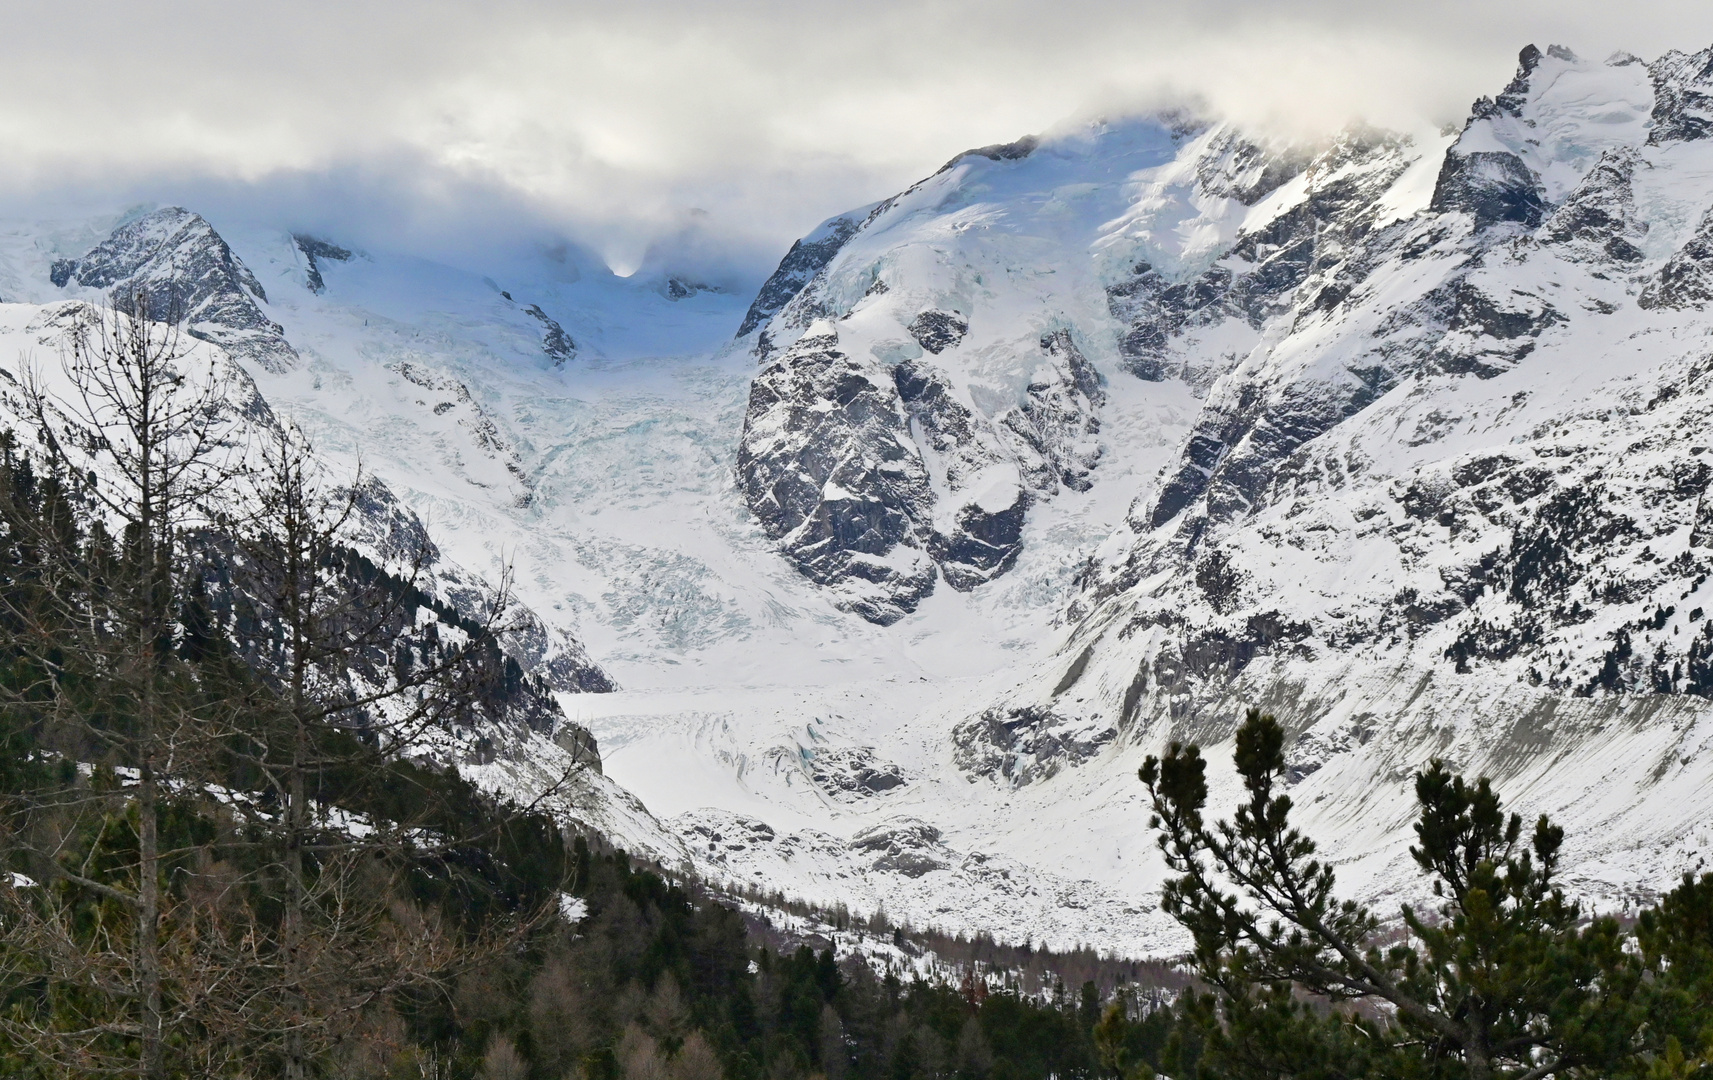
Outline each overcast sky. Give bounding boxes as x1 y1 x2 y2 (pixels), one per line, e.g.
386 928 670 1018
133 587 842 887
4 1 1712 283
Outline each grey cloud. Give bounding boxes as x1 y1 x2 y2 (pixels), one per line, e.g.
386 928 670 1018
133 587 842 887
3 1 1712 283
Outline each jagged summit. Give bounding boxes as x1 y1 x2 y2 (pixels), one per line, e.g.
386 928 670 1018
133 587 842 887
52 207 301 374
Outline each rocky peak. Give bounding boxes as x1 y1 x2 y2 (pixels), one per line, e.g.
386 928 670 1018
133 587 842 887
1432 45 1652 230
737 209 872 346
1008 38 1713 819
1125 50 1664 562
939 135 1040 172
56 207 299 374
1648 45 1713 143
1490 44 1548 116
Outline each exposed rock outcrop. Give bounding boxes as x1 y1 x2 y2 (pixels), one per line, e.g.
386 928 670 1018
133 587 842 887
293 233 352 294
736 322 937 623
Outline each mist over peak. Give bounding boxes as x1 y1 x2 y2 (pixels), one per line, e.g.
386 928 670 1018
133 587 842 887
0 2 1708 287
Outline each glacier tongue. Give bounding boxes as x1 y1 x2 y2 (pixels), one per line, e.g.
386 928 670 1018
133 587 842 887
176 206 1203 952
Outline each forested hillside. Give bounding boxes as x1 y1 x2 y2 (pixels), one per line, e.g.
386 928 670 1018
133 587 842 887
0 298 1174 1078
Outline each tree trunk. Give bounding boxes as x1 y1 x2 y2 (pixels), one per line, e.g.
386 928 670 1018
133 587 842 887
283 710 308 1080
137 751 163 1080
137 359 165 1080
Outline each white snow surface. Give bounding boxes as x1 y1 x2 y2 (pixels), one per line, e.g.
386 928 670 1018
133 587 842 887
245 160 1211 951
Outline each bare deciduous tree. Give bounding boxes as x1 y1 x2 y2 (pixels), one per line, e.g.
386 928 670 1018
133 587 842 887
0 292 243 1079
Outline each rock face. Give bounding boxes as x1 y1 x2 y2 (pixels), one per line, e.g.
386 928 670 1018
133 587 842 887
1539 149 1647 263
734 118 1367 620
1647 44 1713 144
737 209 873 349
735 313 1105 619
56 208 300 374
1640 206 1713 309
1130 47 1653 545
523 303 576 364
1107 128 1404 385
737 321 937 624
293 233 352 294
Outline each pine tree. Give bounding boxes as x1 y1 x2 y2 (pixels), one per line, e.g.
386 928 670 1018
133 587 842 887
1141 708 1642 1080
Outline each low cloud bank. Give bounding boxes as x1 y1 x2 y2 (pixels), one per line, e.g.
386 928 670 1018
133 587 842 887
5 1 1711 282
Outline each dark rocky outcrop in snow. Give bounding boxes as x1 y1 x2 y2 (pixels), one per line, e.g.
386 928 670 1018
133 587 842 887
1539 149 1648 262
293 233 352 294
1007 330 1104 494
848 819 950 878
950 135 1039 166
1641 207 1713 309
906 309 968 354
1648 45 1713 144
1429 48 1553 229
736 317 1110 618
807 747 907 801
736 324 937 624
524 303 576 364
951 703 1119 787
1430 150 1547 229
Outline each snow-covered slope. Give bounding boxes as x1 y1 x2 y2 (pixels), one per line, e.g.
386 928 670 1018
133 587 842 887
684 42 1713 951
733 116 1445 623
959 43 1713 942
0 210 683 861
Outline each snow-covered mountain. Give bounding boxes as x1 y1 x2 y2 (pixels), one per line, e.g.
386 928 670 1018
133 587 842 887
731 114 1444 624
713 42 1713 949
9 41 1713 958
977 42 1713 875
